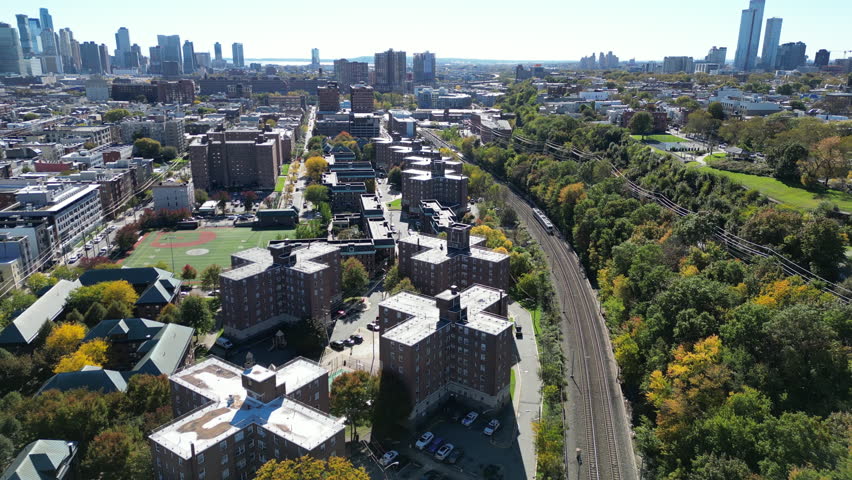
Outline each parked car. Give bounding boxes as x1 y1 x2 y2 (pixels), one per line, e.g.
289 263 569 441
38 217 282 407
367 322 380 331
350 334 364 344
461 411 479 426
378 450 398 466
215 337 233 349
484 419 501 436
426 437 445 454
435 443 454 461
343 338 355 347
515 324 523 338
99 247 108 255
84 244 93 250
330 340 345 351
415 432 434 450
447 447 463 464
68 254 79 263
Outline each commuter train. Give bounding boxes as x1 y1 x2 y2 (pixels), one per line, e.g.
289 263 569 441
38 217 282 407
532 208 554 234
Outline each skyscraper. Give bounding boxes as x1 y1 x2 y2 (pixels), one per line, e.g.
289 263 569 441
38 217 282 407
333 59 369 92
311 48 319 68
0 23 27 74
14 15 32 56
777 42 807 70
760 17 783 70
80 41 103 74
157 34 182 74
40 28 63 73
374 48 406 93
705 46 728 65
413 51 436 83
214 42 222 61
814 49 830 67
114 27 131 68
99 43 111 74
182 40 195 73
38 8 53 32
734 0 765 71
27 18 42 54
232 43 244 67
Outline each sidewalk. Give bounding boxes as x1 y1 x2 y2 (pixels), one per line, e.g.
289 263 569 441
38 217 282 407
508 301 542 479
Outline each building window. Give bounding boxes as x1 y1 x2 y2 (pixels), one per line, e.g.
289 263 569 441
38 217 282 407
198 453 205 463
221 454 229 465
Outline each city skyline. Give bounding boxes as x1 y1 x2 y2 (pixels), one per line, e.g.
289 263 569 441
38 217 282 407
1 0 849 63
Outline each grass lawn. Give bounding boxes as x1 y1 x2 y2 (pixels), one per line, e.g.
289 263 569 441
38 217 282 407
387 198 402 210
122 227 296 277
274 176 287 193
280 164 290 175
631 134 687 143
510 368 517 400
699 167 852 212
526 306 542 336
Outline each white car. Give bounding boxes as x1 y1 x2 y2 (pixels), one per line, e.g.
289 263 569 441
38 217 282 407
415 432 434 450
461 411 479 426
435 443 454 461
484 419 501 436
378 450 398 466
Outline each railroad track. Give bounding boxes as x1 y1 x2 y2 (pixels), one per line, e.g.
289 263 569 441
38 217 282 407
417 129 636 480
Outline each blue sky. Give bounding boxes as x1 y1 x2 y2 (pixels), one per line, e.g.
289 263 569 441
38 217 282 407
3 0 850 62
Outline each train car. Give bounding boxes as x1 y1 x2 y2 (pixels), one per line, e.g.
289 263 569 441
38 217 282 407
532 208 554 234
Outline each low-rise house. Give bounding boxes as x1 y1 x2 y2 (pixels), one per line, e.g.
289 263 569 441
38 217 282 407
0 279 81 351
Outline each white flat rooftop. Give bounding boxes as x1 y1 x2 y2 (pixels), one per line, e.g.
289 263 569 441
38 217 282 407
221 244 338 280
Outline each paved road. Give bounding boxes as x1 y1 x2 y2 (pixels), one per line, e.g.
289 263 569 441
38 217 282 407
419 128 638 480
508 302 541 480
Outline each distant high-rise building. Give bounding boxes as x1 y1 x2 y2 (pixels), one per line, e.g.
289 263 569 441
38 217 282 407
148 46 162 74
777 42 807 70
662 56 694 73
0 23 27 74
99 43 111 74
350 84 374 113
317 82 340 112
114 27 131 68
760 17 783 70
605 51 619 68
128 44 142 69
194 52 211 69
374 48 406 93
38 8 53 32
413 51 436 83
14 15 32 56
333 59 369 93
814 49 830 67
232 42 244 67
214 42 222 61
40 28 62 73
734 0 765 71
705 46 728 65
80 41 103 74
157 34 182 74
182 40 195 73
59 28 74 71
311 48 319 67
579 52 597 70
27 18 42 54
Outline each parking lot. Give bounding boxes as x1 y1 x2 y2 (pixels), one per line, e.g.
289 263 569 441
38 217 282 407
362 402 525 480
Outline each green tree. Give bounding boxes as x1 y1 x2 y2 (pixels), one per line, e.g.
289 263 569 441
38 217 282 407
242 190 258 211
26 273 57 295
178 295 214 333
387 166 402 191
161 146 177 161
383 264 401 292
255 456 369 480
103 108 132 123
341 258 369 297
157 303 179 324
330 371 378 441
707 101 726 120
65 309 85 325
364 178 376 194
84 303 107 327
304 184 329 205
389 277 418 296
181 264 197 280
51 265 83 281
132 138 161 159
105 300 133 320
684 110 719 140
194 189 208 204
799 218 846 280
776 84 794 96
213 191 230 214
628 111 655 139
81 426 151 480
767 143 807 180
0 290 37 329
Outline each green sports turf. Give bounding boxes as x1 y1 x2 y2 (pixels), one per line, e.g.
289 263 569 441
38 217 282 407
122 227 295 275
387 198 401 210
631 134 688 143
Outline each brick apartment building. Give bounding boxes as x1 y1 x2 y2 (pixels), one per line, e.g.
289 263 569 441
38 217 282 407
219 243 342 340
378 283 513 419
189 128 284 191
371 137 441 172
620 109 668 133
149 356 344 480
350 84 374 113
401 157 468 216
398 223 510 296
317 82 340 113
